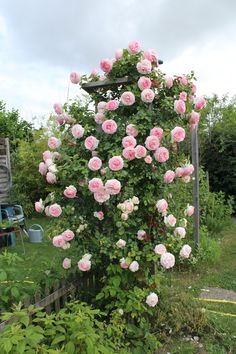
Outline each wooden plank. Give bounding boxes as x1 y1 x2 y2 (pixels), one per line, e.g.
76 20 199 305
191 126 200 246
82 77 133 93
53 282 60 312
34 284 75 309
44 286 51 314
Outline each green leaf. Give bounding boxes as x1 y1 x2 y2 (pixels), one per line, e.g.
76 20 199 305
65 341 76 354
3 340 12 354
51 335 66 345
11 286 20 298
0 271 7 281
17 341 26 354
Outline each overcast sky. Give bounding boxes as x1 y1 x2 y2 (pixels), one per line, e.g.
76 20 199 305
0 0 236 126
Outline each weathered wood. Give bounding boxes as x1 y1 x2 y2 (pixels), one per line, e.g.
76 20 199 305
44 286 51 314
191 126 200 246
53 282 60 312
82 77 133 93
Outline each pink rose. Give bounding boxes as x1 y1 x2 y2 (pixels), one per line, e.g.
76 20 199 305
171 127 186 143
120 91 135 106
164 170 175 183
94 113 106 124
144 155 152 164
175 167 184 177
150 127 163 139
71 124 84 139
44 206 50 216
179 76 188 85
189 111 200 125
183 164 194 176
120 257 129 269
115 48 123 60
164 214 177 227
174 227 186 238
94 211 104 220
43 150 53 161
49 204 62 217
108 156 124 171
182 175 191 183
94 187 110 203
135 145 147 159
160 252 175 269
136 59 152 74
141 89 155 103
70 72 80 84
62 258 71 269
121 213 128 221
102 119 118 134
46 172 57 184
179 91 187 101
125 201 134 213
52 235 65 248
138 76 152 91
154 244 167 255
143 49 158 63
137 230 146 240
53 103 63 115
129 261 139 272
105 179 121 195
78 258 91 271
192 84 197 94
128 40 141 54
174 100 186 114
116 239 126 248
154 147 169 163
84 136 99 151
48 137 61 149
165 77 173 89
122 136 137 148
194 97 206 110
35 200 44 213
39 162 47 175
62 229 75 241
185 205 195 216
126 124 138 137
97 101 107 113
180 244 192 258
146 292 158 307
88 157 102 171
122 147 136 161
90 68 99 77
88 178 103 193
106 100 119 111
64 185 77 198
156 199 168 215
145 136 160 150
100 58 113 73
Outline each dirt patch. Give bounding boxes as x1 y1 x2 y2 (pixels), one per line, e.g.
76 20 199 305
200 287 236 301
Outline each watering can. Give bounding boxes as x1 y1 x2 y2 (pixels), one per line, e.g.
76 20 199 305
28 224 44 243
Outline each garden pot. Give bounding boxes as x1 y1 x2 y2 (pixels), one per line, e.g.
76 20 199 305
28 224 44 243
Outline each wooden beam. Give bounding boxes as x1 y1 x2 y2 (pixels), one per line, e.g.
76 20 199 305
82 77 133 93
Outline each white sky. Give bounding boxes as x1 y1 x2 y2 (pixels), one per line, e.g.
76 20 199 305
0 0 235 126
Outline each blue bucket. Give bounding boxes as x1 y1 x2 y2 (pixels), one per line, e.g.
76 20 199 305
28 224 44 243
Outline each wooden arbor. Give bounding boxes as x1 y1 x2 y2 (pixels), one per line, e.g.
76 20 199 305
82 77 200 246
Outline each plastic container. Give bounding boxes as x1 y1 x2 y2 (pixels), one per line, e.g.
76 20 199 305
28 224 44 243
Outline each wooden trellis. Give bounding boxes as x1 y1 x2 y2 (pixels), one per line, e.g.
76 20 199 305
82 76 200 246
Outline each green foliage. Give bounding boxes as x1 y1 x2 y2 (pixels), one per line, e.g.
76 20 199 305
197 226 221 265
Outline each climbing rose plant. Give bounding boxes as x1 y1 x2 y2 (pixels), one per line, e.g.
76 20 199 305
36 41 205 311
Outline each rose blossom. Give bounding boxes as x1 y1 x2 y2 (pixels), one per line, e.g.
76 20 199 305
185 205 195 216
137 230 146 240
164 214 177 227
88 157 102 171
175 167 184 177
180 244 192 258
179 91 187 101
165 77 173 89
78 258 91 271
70 71 80 84
138 76 152 91
120 91 135 106
116 239 126 248
146 292 159 307
108 156 124 171
150 127 163 140
128 40 141 54
136 59 152 74
100 58 113 73
160 252 175 269
46 172 57 184
120 257 129 269
179 76 188 85
121 213 128 221
53 103 63 115
129 261 139 272
90 68 98 77
94 187 110 203
48 203 62 217
174 227 186 238
100 167 107 176
154 147 169 163
154 244 167 255
164 170 175 183
45 158 53 167
145 136 160 150
126 124 138 137
141 89 155 103
39 162 47 175
189 111 200 125
71 124 84 139
115 48 123 60
182 175 191 183
135 145 147 159
102 119 118 134
183 164 194 176
35 199 44 213
156 199 168 215
48 137 61 149
122 147 136 161
122 136 137 148
84 136 99 151
105 179 121 195
144 155 152 164
94 113 106 124
106 100 119 111
62 229 75 241
43 150 53 161
48 163 57 174
194 97 206 110
143 49 158 63
171 127 186 143
97 101 107 113
52 235 65 248
62 258 71 269
174 99 186 114
88 178 103 193
64 185 77 198
94 211 104 220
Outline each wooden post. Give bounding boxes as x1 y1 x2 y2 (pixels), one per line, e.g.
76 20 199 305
191 126 200 246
